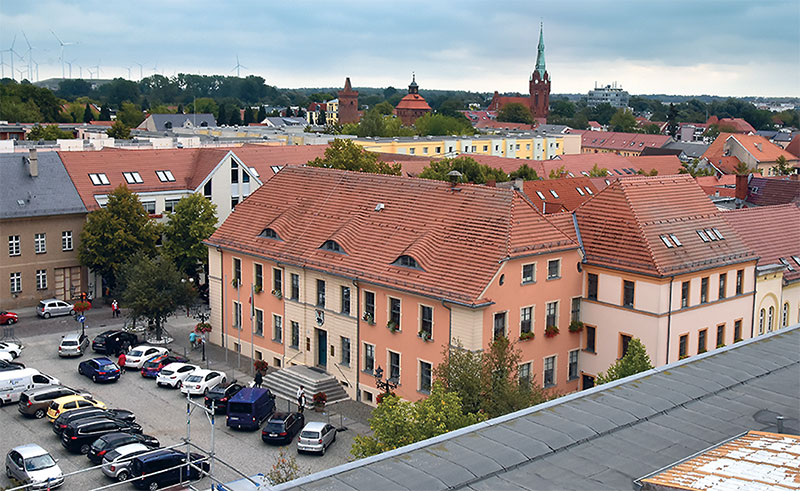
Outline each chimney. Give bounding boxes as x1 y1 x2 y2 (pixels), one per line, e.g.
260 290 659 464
27 148 38 177
735 173 748 201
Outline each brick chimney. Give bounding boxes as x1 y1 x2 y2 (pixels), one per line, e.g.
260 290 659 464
27 148 38 177
735 173 748 201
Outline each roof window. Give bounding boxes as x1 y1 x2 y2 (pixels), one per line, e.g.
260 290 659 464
704 228 719 241
697 230 710 242
123 172 143 184
711 228 725 240
258 228 281 240
581 171 589 176
393 255 422 269
549 190 559 198
536 191 546 200
660 235 674 248
156 170 176 182
614 169 623 175
320 240 344 253
576 187 585 196
779 258 795 271
669 234 682 246
270 166 283 174
89 173 110 185
585 187 593 195
792 256 800 267
249 167 260 178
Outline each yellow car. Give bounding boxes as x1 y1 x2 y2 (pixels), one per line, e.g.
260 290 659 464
46 395 106 421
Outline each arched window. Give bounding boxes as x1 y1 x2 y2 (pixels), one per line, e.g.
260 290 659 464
759 308 765 334
164 121 173 129
768 306 774 332
393 255 422 270
782 303 789 328
320 240 344 253
258 228 281 240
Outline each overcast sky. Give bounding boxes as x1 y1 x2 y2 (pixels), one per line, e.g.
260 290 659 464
2 0 798 97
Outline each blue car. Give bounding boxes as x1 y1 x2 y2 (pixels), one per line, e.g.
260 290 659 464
78 357 121 383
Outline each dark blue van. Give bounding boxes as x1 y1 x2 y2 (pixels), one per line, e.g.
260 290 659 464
226 387 275 430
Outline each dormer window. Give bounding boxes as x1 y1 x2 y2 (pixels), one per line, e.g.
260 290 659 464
123 172 143 184
320 240 344 253
393 255 422 269
258 228 281 240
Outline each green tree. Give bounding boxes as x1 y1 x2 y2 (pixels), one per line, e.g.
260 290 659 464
162 194 218 282
373 101 394 115
307 138 401 175
678 158 713 177
481 336 548 418
419 156 508 184
118 252 196 341
243 106 255 125
27 124 74 140
217 104 227 125
666 103 679 137
550 99 576 118
229 107 242 126
106 121 131 139
83 103 94 123
642 123 661 134
596 338 653 384
549 165 567 179
414 113 475 136
771 155 793 176
734 160 752 175
588 163 609 177
609 108 637 132
78 186 161 292
176 103 184 114
99 103 111 121
256 105 267 123
509 164 539 180
497 102 533 124
437 98 464 118
117 102 145 128
190 97 218 116
433 341 484 414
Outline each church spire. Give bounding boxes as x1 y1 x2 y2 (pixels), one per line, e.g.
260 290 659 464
535 23 546 79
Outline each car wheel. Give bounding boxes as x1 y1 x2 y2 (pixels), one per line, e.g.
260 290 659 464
176 380 182 389
149 481 159 491
80 443 91 454
7 318 15 325
333 432 337 442
43 312 51 319
6 465 12 478
92 375 98 383
117 470 129 482
34 408 45 419
321 444 326 456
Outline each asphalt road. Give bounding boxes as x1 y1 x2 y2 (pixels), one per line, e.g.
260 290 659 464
1 311 359 490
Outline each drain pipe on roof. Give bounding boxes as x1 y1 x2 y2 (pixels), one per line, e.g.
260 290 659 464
665 276 674 365
441 299 453 348
354 278 361 402
750 268 757 339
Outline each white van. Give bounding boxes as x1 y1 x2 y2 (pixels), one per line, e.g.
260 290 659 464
0 368 60 406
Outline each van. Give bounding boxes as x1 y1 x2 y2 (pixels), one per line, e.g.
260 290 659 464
0 368 60 406
226 387 275 430
18 385 81 419
130 449 209 490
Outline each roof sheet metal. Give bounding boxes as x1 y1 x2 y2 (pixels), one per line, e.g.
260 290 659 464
0 152 87 219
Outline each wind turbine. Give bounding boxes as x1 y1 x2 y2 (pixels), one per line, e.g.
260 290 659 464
50 29 75 79
21 31 34 82
1 34 20 81
125 66 132 80
135 62 143 80
65 59 77 79
231 55 247 77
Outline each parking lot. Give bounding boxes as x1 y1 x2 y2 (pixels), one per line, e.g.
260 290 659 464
1 309 367 489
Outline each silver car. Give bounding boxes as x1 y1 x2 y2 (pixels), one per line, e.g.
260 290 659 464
297 422 337 455
101 443 150 482
5 444 64 489
58 333 89 357
37 299 74 319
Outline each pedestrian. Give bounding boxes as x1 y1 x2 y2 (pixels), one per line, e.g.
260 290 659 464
254 370 263 388
189 331 198 349
111 299 120 318
296 385 306 414
117 351 127 375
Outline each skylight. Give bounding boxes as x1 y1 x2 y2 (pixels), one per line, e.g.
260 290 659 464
614 169 623 175
711 228 725 240
123 172 143 184
270 166 283 174
249 167 260 178
704 228 719 241
536 191 546 200
576 187 585 196
258 228 281 240
792 256 800 267
393 255 421 269
585 187 593 195
156 170 176 182
697 230 710 242
779 258 795 271
669 234 682 246
660 235 674 248
549 190 559 198
320 240 344 253
581 171 589 176
89 173 110 185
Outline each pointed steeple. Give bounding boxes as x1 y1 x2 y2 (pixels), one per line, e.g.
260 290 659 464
343 77 352 91
408 72 418 94
535 23 546 79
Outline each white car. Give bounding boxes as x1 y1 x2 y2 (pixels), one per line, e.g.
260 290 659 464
101 443 150 482
0 341 22 358
0 351 12 363
123 346 168 370
180 369 227 396
155 363 199 389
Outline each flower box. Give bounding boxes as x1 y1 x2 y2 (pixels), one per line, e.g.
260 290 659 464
568 320 584 333
231 278 240 288
362 312 375 325
195 322 212 334
313 391 327 411
254 284 263 294
254 360 269 373
519 331 535 341
271 289 282 299
387 321 399 333
418 330 432 342
544 325 559 338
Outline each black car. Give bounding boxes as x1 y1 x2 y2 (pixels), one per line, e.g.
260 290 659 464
262 412 305 445
87 431 160 464
53 407 136 435
130 449 209 490
61 416 143 454
0 359 24 371
92 330 139 355
204 382 244 414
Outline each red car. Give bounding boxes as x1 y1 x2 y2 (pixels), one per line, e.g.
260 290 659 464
0 311 18 325
140 353 189 378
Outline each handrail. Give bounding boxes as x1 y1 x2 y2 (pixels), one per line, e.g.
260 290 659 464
333 362 351 387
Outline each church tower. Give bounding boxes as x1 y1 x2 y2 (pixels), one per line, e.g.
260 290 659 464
529 24 551 123
337 77 359 125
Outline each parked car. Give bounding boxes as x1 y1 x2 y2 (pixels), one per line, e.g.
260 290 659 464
58 333 89 357
130 449 209 490
52 407 135 436
124 346 169 370
227 387 275 430
0 359 24 371
204 382 244 414
88 432 160 464
78 357 121 383
140 354 189 378
262 412 305 445
92 330 140 355
0 310 18 325
5 444 64 490
0 341 22 358
0 351 12 363
155 363 199 388
297 422 337 455
180 369 227 396
36 299 74 319
61 416 142 454
18 385 83 419
46 394 106 421
0 368 60 406
101 443 151 482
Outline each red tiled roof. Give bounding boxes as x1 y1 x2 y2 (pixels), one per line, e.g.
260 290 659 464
627 155 684 175
575 175 755 276
588 121 602 128
708 117 756 134
696 175 738 197
488 95 529 112
207 167 578 304
570 130 672 152
395 93 431 111
474 120 535 130
727 133 800 164
522 177 598 213
229 144 329 177
88 121 114 126
786 134 800 159
746 177 800 206
723 204 800 282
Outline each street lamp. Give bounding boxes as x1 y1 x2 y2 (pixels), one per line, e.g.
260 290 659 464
189 303 211 363
374 365 398 395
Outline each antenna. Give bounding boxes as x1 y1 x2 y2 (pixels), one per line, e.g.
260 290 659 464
231 55 247 77
50 29 75 79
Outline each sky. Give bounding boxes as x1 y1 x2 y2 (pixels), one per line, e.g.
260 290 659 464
1 0 799 97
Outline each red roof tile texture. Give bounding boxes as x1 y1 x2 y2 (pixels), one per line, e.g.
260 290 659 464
522 177 598 213
569 130 672 152
575 175 755 276
395 94 431 111
207 167 578 304
786 134 800 159
702 133 799 171
746 177 800 206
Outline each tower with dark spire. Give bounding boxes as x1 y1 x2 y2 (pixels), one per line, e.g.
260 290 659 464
337 77 359 125
408 72 419 94
529 23 551 122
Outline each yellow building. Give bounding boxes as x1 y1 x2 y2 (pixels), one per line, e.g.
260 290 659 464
325 99 339 125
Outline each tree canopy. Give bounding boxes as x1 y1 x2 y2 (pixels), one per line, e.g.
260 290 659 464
678 159 713 177
162 194 218 282
509 163 540 180
106 121 131 140
609 108 637 132
497 102 533 124
27 124 74 140
419 156 508 185
413 113 475 136
771 155 793 176
596 338 653 384
307 138 401 175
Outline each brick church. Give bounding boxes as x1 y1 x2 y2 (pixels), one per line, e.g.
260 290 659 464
488 24 550 124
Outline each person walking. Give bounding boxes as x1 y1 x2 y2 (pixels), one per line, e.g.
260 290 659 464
254 370 263 388
189 331 198 349
111 299 121 318
117 351 127 375
296 385 306 414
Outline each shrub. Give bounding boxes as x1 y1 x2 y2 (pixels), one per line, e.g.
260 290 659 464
313 391 327 406
519 331 535 341
376 391 396 405
254 360 269 372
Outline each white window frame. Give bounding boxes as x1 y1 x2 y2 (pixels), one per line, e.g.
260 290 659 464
543 355 556 387
520 305 533 334
34 233 46 254
123 172 143 184
233 301 242 330
61 231 73 251
8 235 20 256
10 272 21 293
568 349 579 381
547 258 561 280
254 309 264 337
363 343 375 374
273 314 283 342
141 201 156 215
36 269 47 290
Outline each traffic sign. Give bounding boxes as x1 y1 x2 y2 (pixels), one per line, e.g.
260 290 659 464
77 315 85 323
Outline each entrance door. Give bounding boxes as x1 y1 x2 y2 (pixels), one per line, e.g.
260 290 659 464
316 329 327 367
581 374 595 391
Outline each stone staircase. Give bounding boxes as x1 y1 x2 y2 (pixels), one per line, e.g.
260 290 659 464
263 365 349 408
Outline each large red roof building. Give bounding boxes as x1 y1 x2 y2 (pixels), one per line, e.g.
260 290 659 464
394 74 431 126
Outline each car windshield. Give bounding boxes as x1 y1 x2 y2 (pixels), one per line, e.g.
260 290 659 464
62 341 78 346
185 375 202 383
300 431 320 439
128 350 143 357
266 422 284 432
25 454 56 471
105 449 122 462
160 370 173 376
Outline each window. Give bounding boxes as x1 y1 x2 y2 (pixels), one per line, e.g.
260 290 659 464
660 234 674 248
389 351 400 382
698 329 707 353
734 320 742 341
716 324 725 347
700 277 708 304
767 306 774 332
570 297 581 323
89 173 110 185
536 191 546 200
341 337 351 366
587 273 598 300
156 170 176 182
254 264 263 292
679 334 688 358
61 231 73 251
203 180 212 198
321 240 344 253
290 274 299 300
623 280 635 308
316 279 325 307
520 306 532 334
681 281 689 308
231 161 239 184
290 321 299 349
273 315 282 342
547 259 561 279
9 272 21 293
36 269 46 290
549 190 559 198
8 235 20 256
337 286 350 315
164 198 180 213
393 255 420 269
783 303 790 328
493 312 506 338
273 268 282 293
420 305 433 338
736 269 743 295
232 301 242 329
568 350 579 381
141 201 156 214
389 297 401 326
759 308 765 334
697 230 710 242
543 356 555 387
233 258 241 286
546 301 558 328
258 228 281 240
519 362 531 384
123 172 143 184
522 263 535 284
586 326 596 352
576 187 585 196
718 273 726 299
254 309 263 336
34 233 46 254
364 291 375 319
711 228 725 240
419 361 432 393
364 344 375 373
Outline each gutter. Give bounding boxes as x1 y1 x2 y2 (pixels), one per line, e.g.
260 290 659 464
441 300 453 348
353 278 361 402
665 276 674 364
750 266 757 338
